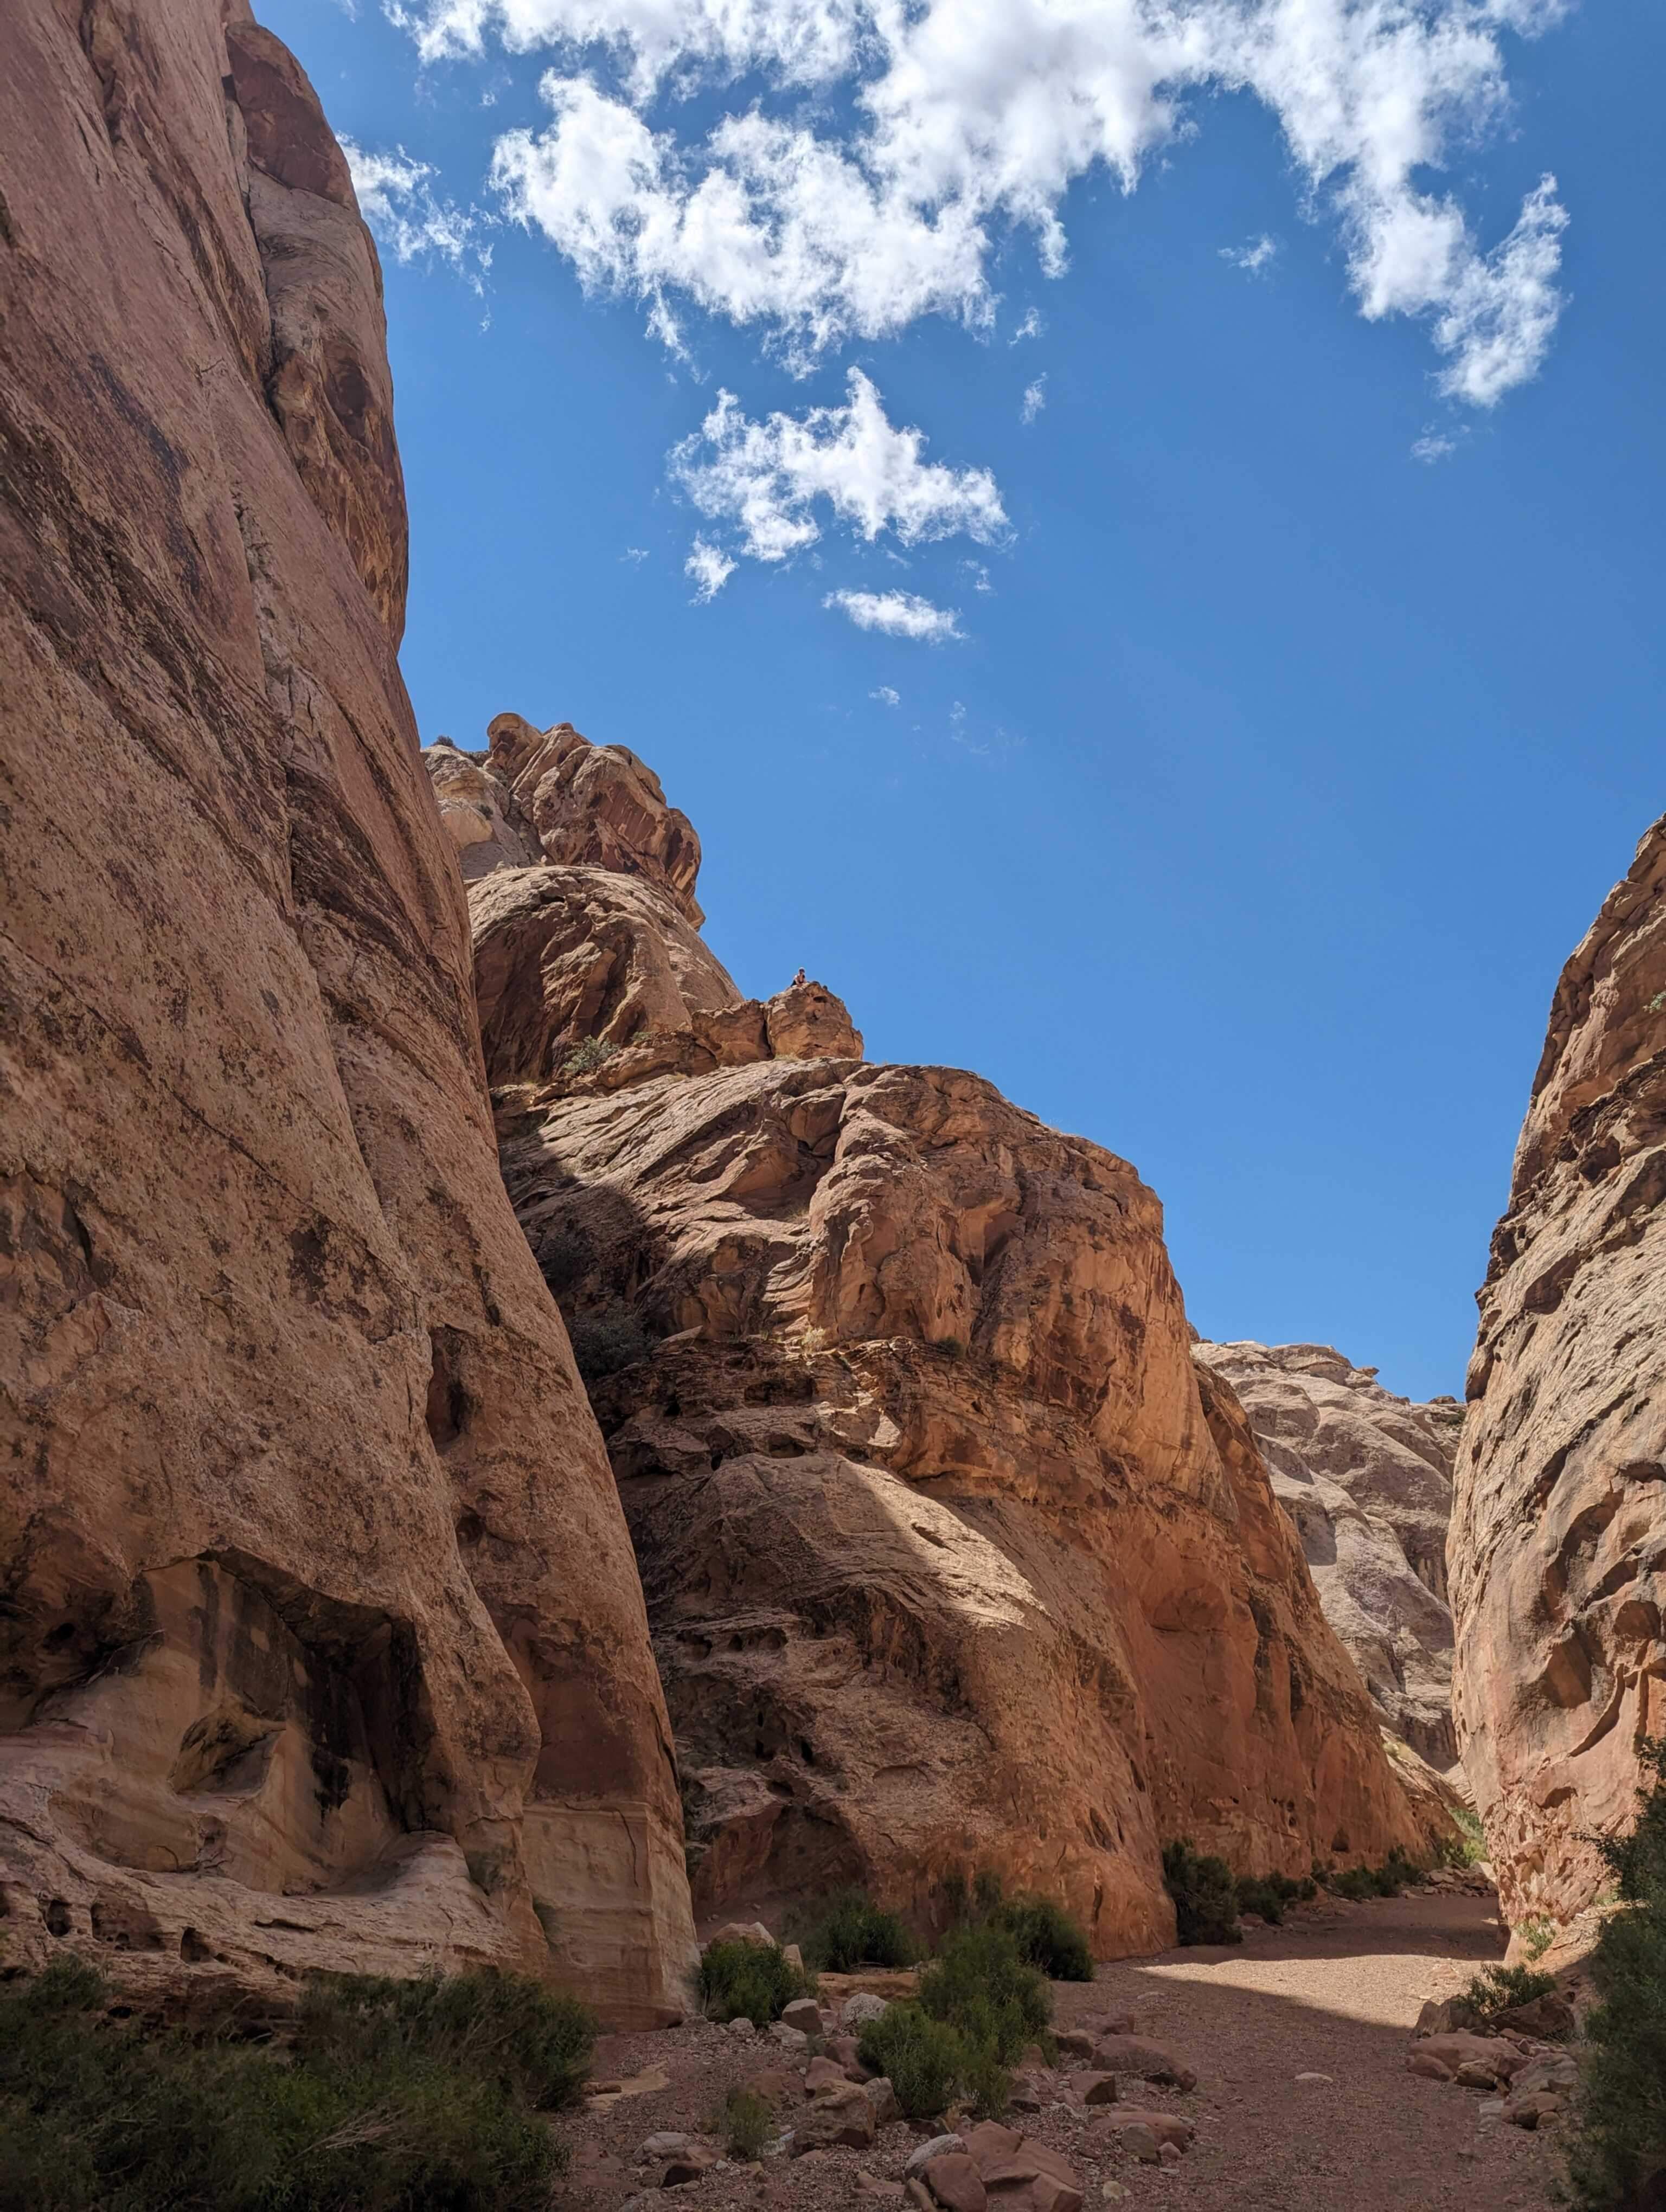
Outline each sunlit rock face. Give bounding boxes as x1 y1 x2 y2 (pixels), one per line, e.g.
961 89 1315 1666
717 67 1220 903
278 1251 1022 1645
1194 1341 1463 1771
430 725 1426 1953
1452 814 1666 1924
0 0 695 2024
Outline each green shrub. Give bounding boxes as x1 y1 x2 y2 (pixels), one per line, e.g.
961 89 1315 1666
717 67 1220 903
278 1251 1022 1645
1565 1737 1666 2210
558 1035 617 1078
0 1960 581 2212
788 1889 918 1973
296 1967 595 2110
567 1303 649 1382
719 2087 774 2159
1162 1841 1242 1946
1331 1848 1422 1903
697 1940 808 2028
856 2005 967 2120
995 1894 1094 1982
1458 1964 1558 2025
918 1923 1050 2063
1517 1915 1556 1964
1438 1806 1489 1868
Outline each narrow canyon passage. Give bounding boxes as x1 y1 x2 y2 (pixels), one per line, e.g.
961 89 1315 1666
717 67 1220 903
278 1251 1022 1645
1072 1892 1559 2212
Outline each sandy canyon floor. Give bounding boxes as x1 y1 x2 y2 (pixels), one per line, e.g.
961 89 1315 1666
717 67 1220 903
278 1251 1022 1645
562 1890 1562 2211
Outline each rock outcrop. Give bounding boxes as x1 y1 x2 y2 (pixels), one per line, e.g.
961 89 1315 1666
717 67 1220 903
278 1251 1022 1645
0 0 695 2022
1452 815 1666 1924
430 720 1425 1954
1193 1342 1463 1769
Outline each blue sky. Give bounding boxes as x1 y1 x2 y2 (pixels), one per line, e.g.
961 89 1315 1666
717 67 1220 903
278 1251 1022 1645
264 0 1662 1400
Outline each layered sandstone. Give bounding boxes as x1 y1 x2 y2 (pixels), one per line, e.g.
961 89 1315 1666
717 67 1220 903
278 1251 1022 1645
0 0 694 2021
432 725 1425 1953
1194 1342 1463 1769
1452 815 1666 1924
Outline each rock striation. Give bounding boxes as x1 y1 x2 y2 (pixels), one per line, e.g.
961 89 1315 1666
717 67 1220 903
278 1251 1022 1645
0 0 695 2022
1452 815 1666 1924
429 722 1426 1954
1193 1342 1463 1770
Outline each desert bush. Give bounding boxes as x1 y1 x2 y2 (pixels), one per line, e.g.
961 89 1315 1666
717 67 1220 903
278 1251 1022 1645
1565 1737 1666 2210
558 1036 617 1078
1458 1964 1558 2025
697 1940 808 2028
788 1889 918 1973
719 2087 774 2159
1517 1915 1556 1964
566 1303 649 1382
1436 1806 1489 1869
1162 1841 1242 1946
856 2005 967 2120
1332 1847 1422 1902
995 1894 1095 1982
917 1923 1050 2062
0 1960 579 2212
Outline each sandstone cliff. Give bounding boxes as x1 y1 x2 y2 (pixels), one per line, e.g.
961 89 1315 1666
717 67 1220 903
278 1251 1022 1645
1452 815 1666 1925
1194 1341 1463 1770
0 0 695 2022
430 717 1426 1953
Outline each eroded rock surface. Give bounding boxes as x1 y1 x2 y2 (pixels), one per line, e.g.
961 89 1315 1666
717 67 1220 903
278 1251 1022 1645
433 723 1424 1954
1193 1342 1463 1769
0 0 694 2021
1452 814 1666 1923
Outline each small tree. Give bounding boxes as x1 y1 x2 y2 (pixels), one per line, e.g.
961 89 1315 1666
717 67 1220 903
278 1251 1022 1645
1565 1737 1666 2209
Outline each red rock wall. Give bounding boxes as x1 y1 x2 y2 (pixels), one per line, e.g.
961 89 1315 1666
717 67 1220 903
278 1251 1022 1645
1452 815 1666 1924
0 0 695 2023
434 724 1426 1952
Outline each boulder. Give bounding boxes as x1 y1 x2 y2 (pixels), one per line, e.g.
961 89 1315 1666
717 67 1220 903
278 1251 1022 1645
706 1921 777 1952
660 2144 719 2185
741 2067 800 2107
1413 2034 1525 2082
1090 2036 1197 2092
790 2084 876 2153
0 0 695 2031
781 1997 824 2035
769 2023 810 2057
803 2055 847 2093
843 1992 894 2030
863 2076 902 2125
1078 2073 1119 2106
907 2137 967 2176
1091 2111 1194 2156
921 2155 988 2212
1407 2050 1454 2082
1452 813 1666 1922
1491 1994 1576 2040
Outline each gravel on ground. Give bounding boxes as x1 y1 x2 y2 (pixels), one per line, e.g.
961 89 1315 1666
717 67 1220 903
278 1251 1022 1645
556 1888 1564 2211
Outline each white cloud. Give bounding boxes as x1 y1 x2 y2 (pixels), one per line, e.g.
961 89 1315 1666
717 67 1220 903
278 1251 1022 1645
871 683 901 704
962 559 992 592
1010 306 1045 343
447 0 1569 402
343 140 491 286
685 537 736 597
669 369 1006 571
1021 375 1047 423
825 588 963 640
1221 233 1278 274
1411 427 1459 462
622 544 650 560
